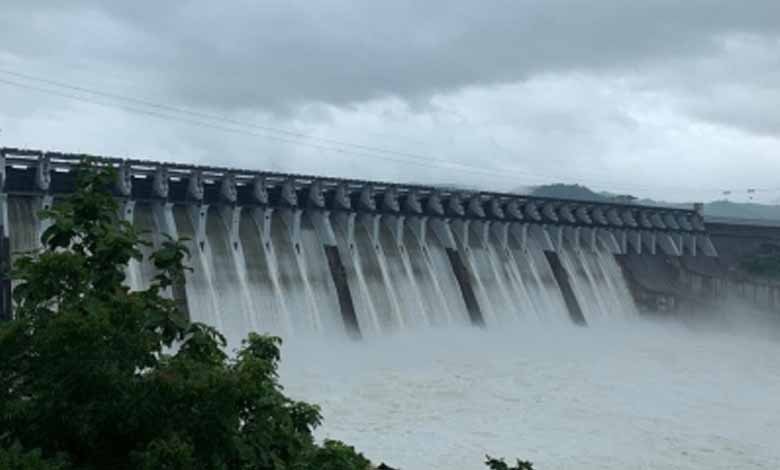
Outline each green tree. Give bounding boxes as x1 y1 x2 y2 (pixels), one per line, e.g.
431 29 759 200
0 444 70 470
740 243 780 280
0 161 371 470
485 455 535 470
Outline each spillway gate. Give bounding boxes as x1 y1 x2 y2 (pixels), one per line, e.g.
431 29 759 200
0 147 718 340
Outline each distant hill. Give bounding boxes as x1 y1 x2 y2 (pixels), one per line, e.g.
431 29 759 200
526 184 780 223
699 200 780 221
526 183 611 202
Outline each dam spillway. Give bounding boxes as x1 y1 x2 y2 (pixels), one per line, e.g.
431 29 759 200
0 148 718 343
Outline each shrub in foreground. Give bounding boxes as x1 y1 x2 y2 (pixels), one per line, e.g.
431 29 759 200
0 162 369 470
0 161 532 469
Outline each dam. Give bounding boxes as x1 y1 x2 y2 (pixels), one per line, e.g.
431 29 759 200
4 147 780 468
0 147 725 344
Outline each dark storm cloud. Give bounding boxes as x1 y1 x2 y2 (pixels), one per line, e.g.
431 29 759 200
2 1 780 202
3 0 779 112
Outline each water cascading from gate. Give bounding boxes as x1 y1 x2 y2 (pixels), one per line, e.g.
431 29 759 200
114 205 640 345
6 202 636 345
0 148 717 343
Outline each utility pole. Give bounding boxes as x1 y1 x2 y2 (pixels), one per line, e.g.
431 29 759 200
0 128 11 321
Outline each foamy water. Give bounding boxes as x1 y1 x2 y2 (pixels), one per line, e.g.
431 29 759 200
279 317 780 470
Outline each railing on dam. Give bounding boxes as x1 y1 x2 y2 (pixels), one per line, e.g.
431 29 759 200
0 147 719 336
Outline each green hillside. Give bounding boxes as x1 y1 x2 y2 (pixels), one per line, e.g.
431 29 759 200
526 183 611 202
527 184 780 222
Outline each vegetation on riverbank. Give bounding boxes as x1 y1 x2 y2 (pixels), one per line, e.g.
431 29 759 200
740 244 780 280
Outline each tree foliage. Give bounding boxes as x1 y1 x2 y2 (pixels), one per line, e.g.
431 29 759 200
740 243 780 280
0 161 371 470
0 160 532 470
485 455 535 470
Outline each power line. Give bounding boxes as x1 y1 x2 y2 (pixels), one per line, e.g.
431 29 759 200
0 76 560 183
4 68 631 186
0 69 736 194
0 68 664 188
0 70 772 197
0 68 490 171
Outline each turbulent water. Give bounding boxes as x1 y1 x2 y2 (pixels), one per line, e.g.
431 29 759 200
279 318 780 470
9 196 779 468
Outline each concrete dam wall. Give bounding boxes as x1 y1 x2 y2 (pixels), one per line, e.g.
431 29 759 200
0 148 719 343
618 219 780 315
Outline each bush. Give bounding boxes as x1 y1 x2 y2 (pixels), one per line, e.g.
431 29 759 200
0 160 533 470
0 161 369 470
0 444 70 470
485 455 535 470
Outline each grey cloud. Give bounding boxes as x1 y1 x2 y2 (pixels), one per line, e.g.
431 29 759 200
3 1 780 113
630 35 780 138
2 0 780 204
690 85 780 138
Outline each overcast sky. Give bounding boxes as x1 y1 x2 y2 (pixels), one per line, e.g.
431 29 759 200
1 1 779 203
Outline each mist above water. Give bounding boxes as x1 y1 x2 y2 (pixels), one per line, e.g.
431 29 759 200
279 316 780 470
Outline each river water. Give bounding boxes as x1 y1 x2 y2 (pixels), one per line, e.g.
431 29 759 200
280 317 780 470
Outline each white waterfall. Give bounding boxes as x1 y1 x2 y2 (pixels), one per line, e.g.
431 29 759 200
423 231 473 326
401 221 456 327
557 244 639 325
238 209 291 335
497 244 541 322
205 206 255 342
7 197 40 259
7 196 643 341
270 210 318 336
331 213 382 336
354 219 403 332
483 241 525 322
522 240 572 323
594 248 640 318
297 213 344 336
172 205 225 335
378 217 431 329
